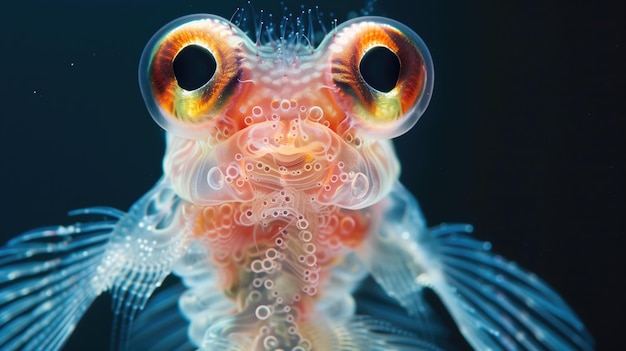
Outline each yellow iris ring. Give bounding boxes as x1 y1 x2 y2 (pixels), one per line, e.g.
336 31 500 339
328 19 428 134
148 18 244 124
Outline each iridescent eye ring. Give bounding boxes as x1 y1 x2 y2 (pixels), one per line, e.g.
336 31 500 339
139 14 248 139
324 17 434 138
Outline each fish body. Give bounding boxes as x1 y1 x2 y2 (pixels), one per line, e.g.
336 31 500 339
0 12 593 351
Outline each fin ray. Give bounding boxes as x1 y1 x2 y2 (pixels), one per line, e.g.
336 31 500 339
128 281 193 350
359 182 594 351
103 178 189 350
0 210 119 351
320 316 443 351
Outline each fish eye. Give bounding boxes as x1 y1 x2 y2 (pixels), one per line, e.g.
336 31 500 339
324 17 434 139
139 14 249 139
172 45 217 91
359 46 400 93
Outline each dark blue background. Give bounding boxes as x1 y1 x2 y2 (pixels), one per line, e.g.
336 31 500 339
0 0 622 350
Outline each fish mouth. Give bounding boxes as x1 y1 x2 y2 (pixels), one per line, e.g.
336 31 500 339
274 153 306 168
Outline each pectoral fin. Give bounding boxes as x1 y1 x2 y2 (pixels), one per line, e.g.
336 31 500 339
0 207 121 351
0 178 190 351
359 181 594 350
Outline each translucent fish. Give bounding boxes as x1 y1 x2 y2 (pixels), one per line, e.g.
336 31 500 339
0 10 593 351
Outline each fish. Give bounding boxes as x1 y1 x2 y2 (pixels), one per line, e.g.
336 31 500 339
0 8 594 351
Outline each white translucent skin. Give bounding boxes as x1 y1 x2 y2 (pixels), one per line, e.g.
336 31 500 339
164 122 400 210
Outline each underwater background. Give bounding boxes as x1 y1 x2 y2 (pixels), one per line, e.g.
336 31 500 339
0 0 622 350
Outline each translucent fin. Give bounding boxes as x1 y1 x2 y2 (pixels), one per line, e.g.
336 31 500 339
345 317 444 351
198 315 442 351
359 181 594 351
0 177 190 351
101 178 189 350
201 333 247 351
354 276 459 349
128 280 193 351
425 224 594 350
306 316 443 351
0 208 121 351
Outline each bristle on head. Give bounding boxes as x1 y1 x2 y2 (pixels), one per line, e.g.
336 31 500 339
230 0 378 53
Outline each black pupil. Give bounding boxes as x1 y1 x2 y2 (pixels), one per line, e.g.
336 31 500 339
173 45 217 91
359 46 400 93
